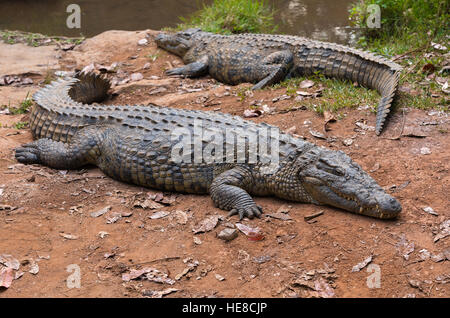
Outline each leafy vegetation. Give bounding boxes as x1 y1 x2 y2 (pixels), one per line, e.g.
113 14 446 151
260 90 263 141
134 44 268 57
13 121 29 129
273 74 380 115
176 0 277 34
347 0 449 113
0 30 84 46
8 93 33 115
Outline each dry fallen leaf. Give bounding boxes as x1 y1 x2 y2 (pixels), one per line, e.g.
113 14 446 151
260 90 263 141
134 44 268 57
192 215 219 234
351 255 373 272
243 109 262 118
0 267 14 289
235 223 264 241
299 79 315 89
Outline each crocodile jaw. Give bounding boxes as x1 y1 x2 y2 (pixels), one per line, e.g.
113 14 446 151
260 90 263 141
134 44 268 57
297 148 401 219
155 33 191 57
303 179 401 219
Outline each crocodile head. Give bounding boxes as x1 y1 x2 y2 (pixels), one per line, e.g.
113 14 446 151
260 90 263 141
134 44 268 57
155 28 203 57
296 147 401 219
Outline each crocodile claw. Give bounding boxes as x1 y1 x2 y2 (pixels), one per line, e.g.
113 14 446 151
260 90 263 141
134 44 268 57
228 205 263 220
165 67 185 76
15 143 41 164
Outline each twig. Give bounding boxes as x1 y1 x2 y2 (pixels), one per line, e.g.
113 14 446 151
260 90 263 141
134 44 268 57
133 256 181 267
392 44 427 61
304 211 324 221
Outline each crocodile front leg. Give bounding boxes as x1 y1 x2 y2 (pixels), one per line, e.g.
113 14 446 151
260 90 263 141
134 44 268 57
165 55 209 77
210 166 263 220
15 125 107 169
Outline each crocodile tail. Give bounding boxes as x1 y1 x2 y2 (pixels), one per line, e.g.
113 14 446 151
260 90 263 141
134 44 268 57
293 41 402 134
374 69 400 135
31 73 111 141
69 72 111 104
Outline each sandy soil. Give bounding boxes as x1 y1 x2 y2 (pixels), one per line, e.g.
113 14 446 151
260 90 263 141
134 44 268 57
0 30 448 298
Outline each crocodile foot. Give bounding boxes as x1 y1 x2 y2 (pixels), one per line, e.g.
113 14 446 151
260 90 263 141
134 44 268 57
15 142 41 164
228 204 263 220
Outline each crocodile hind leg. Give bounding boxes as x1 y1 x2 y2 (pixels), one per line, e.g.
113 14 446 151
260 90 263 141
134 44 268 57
251 50 294 90
15 125 107 169
165 55 209 77
210 166 263 220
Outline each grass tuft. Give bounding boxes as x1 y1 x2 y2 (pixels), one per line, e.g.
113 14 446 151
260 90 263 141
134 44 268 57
176 0 277 34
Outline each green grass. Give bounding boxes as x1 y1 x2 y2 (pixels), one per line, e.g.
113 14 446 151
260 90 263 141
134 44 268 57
145 51 160 62
176 0 277 34
13 121 29 129
8 93 33 115
345 0 449 113
0 30 85 47
273 74 380 115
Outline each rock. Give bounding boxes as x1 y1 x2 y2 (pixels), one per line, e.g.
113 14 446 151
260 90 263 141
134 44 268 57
420 147 431 155
253 255 271 264
106 212 122 224
369 163 380 172
138 38 148 46
215 274 225 281
29 262 39 275
422 206 438 216
193 236 202 245
90 206 111 218
143 62 151 70
217 228 238 241
60 233 78 240
342 138 354 146
130 72 144 81
149 211 170 219
418 249 430 261
98 231 109 238
285 126 297 135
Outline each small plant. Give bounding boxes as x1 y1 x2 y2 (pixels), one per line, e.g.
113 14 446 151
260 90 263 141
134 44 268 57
43 69 56 85
1 30 16 44
13 121 29 129
177 0 277 34
9 93 33 115
236 87 252 102
146 51 160 62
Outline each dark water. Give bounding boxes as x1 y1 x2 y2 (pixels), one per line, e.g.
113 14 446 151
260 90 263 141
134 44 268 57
0 0 356 44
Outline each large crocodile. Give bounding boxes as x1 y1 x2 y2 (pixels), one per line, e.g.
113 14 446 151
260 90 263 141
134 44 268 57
156 29 403 135
15 73 401 219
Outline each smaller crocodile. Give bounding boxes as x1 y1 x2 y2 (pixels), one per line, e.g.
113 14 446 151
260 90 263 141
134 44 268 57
156 29 403 135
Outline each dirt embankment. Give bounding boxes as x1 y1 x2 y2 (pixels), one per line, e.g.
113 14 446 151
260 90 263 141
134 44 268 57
0 30 448 298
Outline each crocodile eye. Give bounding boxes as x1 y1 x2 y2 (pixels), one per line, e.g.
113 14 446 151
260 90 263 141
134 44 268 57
316 160 345 176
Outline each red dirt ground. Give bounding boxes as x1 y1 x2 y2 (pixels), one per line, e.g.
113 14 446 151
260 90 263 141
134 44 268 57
0 30 448 298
